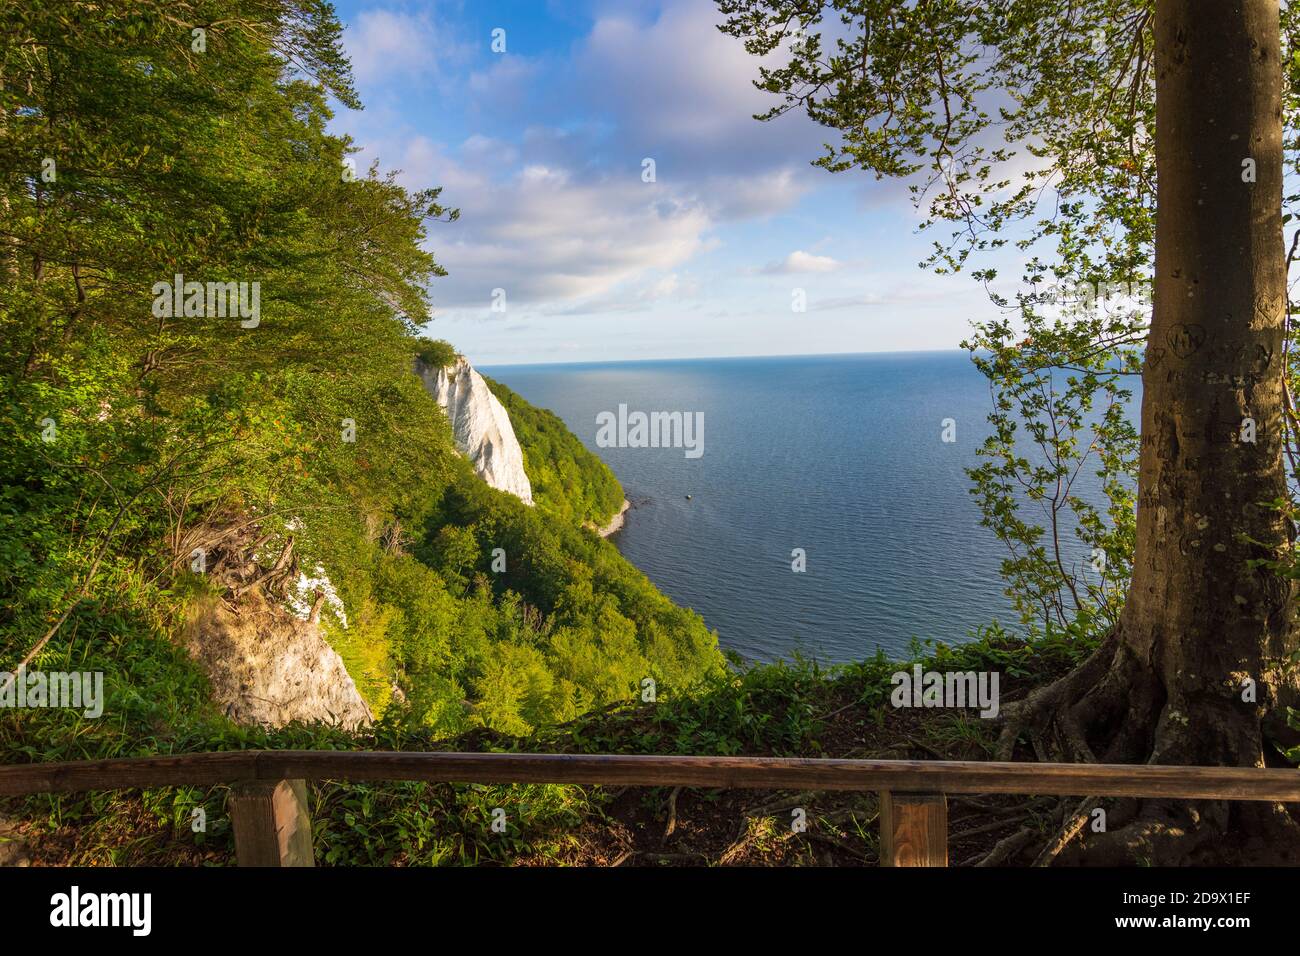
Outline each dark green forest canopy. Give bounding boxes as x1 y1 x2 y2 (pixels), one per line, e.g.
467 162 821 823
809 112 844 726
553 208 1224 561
0 1 722 748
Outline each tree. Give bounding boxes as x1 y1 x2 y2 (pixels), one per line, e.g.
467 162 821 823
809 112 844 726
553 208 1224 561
0 0 456 664
719 0 1300 861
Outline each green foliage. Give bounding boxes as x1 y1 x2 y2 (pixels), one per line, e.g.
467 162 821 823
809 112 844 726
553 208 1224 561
0 604 601 866
403 469 724 734
483 374 625 527
0 1 720 749
1 0 455 660
413 337 459 370
964 329 1139 638
0 601 1089 865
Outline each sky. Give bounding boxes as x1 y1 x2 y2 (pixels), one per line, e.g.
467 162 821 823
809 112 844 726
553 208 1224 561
326 0 1017 366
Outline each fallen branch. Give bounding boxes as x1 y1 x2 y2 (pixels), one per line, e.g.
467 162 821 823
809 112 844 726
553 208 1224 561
1032 796 1096 867
609 848 634 867
950 816 1024 842
972 827 1038 867
662 786 681 842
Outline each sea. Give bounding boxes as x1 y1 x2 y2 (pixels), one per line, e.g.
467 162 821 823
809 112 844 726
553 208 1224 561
486 350 1118 664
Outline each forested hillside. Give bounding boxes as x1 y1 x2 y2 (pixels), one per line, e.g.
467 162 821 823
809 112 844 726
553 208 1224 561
483 375 625 528
0 0 722 759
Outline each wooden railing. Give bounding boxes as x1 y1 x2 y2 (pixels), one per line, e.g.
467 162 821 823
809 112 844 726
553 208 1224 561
3 751 1298 866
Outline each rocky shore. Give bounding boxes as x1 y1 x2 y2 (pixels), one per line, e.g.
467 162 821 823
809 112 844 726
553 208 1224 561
597 499 631 537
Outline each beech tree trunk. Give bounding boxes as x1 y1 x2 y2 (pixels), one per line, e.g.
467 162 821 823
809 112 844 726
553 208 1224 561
1122 0 1297 768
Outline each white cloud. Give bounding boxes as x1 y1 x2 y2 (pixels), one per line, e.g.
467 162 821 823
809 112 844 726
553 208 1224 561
645 273 681 298
334 1 867 325
573 1 816 170
346 10 447 85
403 144 714 311
762 250 844 274
464 0 833 186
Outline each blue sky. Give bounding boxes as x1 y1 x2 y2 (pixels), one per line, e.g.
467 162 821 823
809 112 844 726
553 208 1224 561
327 0 1014 365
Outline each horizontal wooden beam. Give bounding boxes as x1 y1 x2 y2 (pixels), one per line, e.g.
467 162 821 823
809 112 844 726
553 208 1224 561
1 751 1297 801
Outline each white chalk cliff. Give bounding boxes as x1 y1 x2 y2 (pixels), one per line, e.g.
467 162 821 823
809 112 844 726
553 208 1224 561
418 356 534 505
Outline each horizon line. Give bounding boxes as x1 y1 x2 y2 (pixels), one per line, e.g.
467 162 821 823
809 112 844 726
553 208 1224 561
478 346 977 369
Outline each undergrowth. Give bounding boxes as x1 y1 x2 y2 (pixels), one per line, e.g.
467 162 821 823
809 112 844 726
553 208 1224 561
1 620 1102 866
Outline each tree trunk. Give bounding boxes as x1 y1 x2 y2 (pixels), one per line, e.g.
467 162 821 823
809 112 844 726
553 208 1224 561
999 3 1300 861
1119 0 1298 770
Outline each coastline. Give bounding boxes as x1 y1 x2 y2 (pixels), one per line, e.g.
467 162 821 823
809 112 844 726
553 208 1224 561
597 499 631 538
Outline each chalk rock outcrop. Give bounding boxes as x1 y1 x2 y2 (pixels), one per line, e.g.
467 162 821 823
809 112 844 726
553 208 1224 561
417 356 534 505
184 592 372 730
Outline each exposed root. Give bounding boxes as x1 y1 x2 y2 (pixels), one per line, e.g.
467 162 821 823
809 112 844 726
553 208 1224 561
1064 808 1216 866
1032 796 1095 867
989 620 1300 865
902 735 949 760
1232 801 1300 864
972 827 1038 867
951 816 1029 842
817 807 878 828
805 829 871 863
995 631 1126 762
742 790 818 817
662 786 681 842
717 818 753 865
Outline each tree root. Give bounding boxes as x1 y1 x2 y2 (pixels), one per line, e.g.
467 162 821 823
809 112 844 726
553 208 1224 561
718 816 755 865
743 790 819 817
950 815 1029 842
986 622 1300 866
662 786 681 843
805 829 871 863
1032 796 1095 867
972 828 1039 867
1063 810 1214 866
901 735 949 760
995 631 1129 762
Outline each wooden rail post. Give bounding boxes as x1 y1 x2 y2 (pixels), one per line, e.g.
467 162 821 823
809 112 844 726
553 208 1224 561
229 779 314 867
880 791 947 867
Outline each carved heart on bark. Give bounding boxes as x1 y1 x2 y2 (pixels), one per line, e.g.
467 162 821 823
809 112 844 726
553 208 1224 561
1167 323 1206 357
1255 292 1284 320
